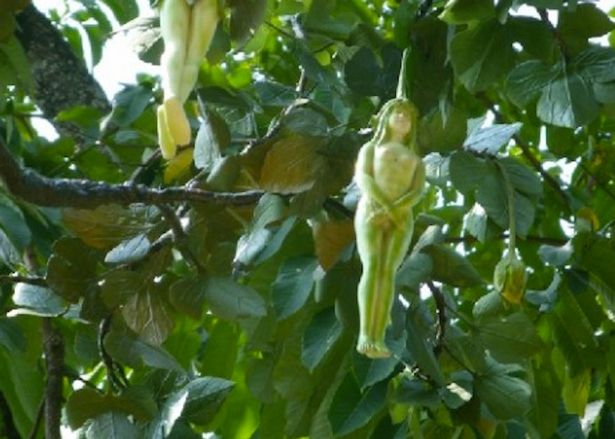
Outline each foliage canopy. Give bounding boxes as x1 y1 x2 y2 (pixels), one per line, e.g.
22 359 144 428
1 0 615 438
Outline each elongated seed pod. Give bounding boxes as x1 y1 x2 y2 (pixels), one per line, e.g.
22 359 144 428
162 96 191 146
159 0 191 99
157 105 177 159
178 0 219 102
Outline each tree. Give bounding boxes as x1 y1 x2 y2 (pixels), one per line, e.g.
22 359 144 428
0 0 615 437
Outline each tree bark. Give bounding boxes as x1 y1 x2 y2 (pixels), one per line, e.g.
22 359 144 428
14 4 111 143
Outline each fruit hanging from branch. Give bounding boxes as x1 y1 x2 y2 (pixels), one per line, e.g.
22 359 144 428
354 98 425 358
157 0 219 159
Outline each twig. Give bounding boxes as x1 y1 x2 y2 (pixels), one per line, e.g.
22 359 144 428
427 282 447 352
0 139 263 209
158 205 205 272
98 314 128 392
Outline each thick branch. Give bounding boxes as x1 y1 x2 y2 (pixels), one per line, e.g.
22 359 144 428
0 139 263 209
14 5 110 142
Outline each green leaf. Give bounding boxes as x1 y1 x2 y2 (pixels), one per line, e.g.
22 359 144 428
169 276 207 320
272 256 318 320
104 323 184 372
46 237 99 302
0 318 25 353
449 150 488 194
104 233 151 264
229 0 268 44
0 227 19 267
509 16 555 61
450 19 514 92
406 304 445 385
329 374 388 436
106 84 153 128
506 60 555 108
527 357 561 439
0 36 32 90
352 351 398 391
66 387 157 429
423 244 484 287
463 122 522 154
0 193 31 250
181 377 235 425
536 66 600 128
562 368 590 417
439 0 494 24
203 276 267 319
417 105 467 154
475 358 531 420
194 110 228 171
11 283 67 317
121 283 174 346
101 0 139 23
558 4 615 53
302 307 343 371
85 412 140 439
476 312 542 363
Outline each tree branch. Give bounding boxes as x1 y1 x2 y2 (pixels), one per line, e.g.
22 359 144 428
14 4 110 142
0 139 263 209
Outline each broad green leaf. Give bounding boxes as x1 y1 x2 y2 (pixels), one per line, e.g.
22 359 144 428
194 110 228 171
449 19 514 92
203 276 267 319
104 323 183 372
562 368 590 417
527 357 561 439
101 0 139 22
352 351 398 391
0 227 20 267
396 252 433 291
229 0 268 44
536 67 600 128
122 283 174 346
0 193 31 250
423 244 484 287
106 84 153 128
199 319 239 379
475 358 531 420
328 374 388 436
302 307 343 371
509 16 555 61
449 150 488 194
0 318 25 353
417 105 467 154
181 377 235 425
463 122 522 155
62 204 156 250
66 386 157 430
259 134 324 194
558 4 615 53
439 0 494 24
406 304 445 385
104 233 151 264
169 276 207 320
46 237 99 302
506 60 555 108
0 36 32 90
476 312 542 363
311 218 355 271
272 256 318 320
11 283 67 317
85 412 140 439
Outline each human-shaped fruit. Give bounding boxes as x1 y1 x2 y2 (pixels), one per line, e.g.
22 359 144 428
157 0 219 159
354 98 425 358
